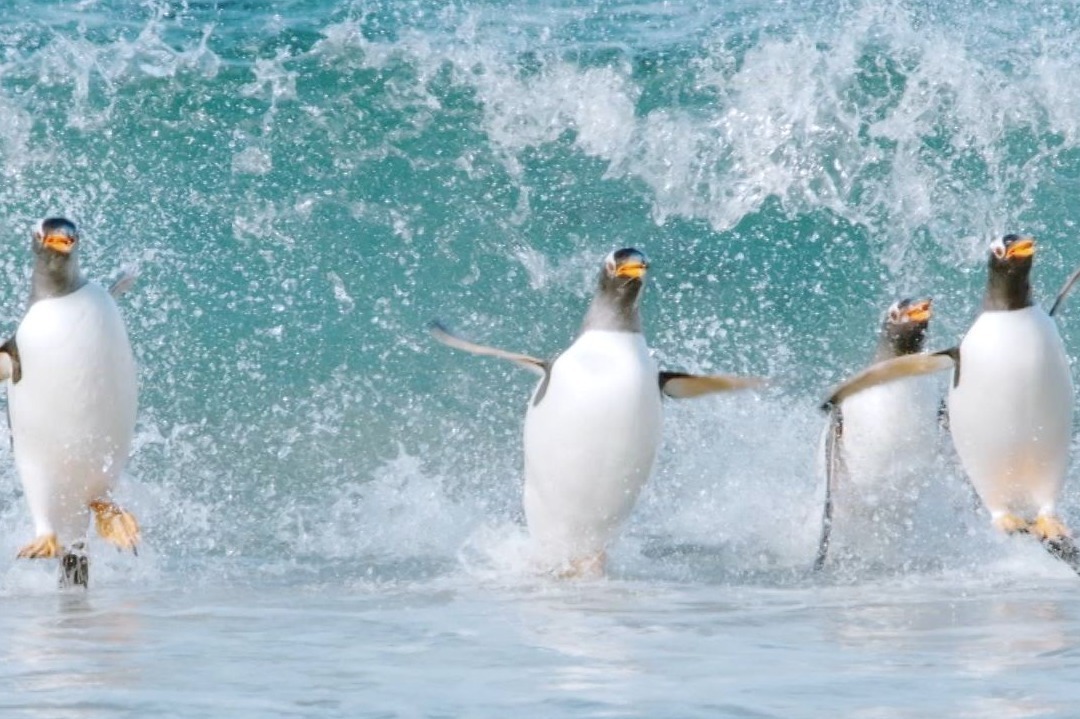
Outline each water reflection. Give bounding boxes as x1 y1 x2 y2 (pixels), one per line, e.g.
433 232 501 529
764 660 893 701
2 584 145 717
819 577 1074 718
514 586 647 706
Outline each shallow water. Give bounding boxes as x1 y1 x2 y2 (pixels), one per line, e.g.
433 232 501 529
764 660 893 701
3 564 1080 718
2 0 1080 715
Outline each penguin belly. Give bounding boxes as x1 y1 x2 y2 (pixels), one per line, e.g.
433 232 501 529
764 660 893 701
837 378 940 505
823 377 940 561
948 307 1073 517
8 283 138 545
522 330 662 565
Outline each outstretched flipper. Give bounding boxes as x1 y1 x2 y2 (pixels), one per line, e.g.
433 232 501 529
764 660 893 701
821 349 957 410
108 270 139 299
1049 265 1080 317
428 321 549 376
814 406 844 571
17 532 60 559
659 371 766 398
89 499 140 554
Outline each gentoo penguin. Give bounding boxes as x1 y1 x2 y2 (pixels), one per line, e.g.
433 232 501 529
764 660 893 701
431 248 764 578
822 236 1080 570
0 218 140 587
815 298 938 569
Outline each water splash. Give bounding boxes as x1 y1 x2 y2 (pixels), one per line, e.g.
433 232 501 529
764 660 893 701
0 0 1076 589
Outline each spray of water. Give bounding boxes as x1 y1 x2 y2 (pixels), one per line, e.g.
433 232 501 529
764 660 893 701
0 0 1078 591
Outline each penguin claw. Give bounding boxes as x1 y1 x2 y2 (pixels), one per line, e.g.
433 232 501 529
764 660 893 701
1031 515 1072 541
17 533 60 559
89 500 140 554
992 513 1029 535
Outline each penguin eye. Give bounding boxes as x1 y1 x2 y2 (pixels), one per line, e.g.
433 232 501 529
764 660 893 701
888 309 900 322
605 258 617 275
992 244 1006 259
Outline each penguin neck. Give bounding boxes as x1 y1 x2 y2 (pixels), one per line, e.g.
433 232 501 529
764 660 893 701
581 290 643 334
983 262 1033 312
874 324 926 361
31 255 86 304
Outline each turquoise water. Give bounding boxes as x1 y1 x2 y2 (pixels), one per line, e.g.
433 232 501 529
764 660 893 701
2 0 1080 715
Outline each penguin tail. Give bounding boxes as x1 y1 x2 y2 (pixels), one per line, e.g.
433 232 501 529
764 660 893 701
59 542 89 589
16 532 60 559
89 500 140 555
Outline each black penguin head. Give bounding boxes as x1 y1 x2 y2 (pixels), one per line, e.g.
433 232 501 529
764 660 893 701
598 247 649 299
988 234 1035 273
32 217 79 262
582 248 649 333
880 297 932 357
28 217 86 302
984 235 1035 311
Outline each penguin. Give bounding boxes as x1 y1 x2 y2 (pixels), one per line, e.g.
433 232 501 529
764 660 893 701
431 248 764 578
815 298 939 569
0 218 140 588
822 235 1080 571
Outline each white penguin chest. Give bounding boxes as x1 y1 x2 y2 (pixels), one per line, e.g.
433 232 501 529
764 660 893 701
522 330 663 533
950 308 1072 427
9 283 138 460
837 372 940 487
526 329 661 449
948 307 1073 506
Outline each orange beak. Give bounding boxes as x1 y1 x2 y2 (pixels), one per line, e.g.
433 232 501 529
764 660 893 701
1005 236 1035 259
42 233 75 255
615 261 648 280
902 298 933 323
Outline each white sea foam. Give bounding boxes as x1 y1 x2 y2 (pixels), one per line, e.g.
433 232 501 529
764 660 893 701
315 2 1080 261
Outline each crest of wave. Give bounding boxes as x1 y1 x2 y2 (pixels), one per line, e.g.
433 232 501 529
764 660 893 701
318 1 1080 269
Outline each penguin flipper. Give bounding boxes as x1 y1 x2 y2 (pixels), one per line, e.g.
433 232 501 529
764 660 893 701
0 335 21 383
1049 265 1080 317
821 349 956 410
814 406 844 571
659 371 766 398
108 270 139 299
89 499 140 554
428 321 548 376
